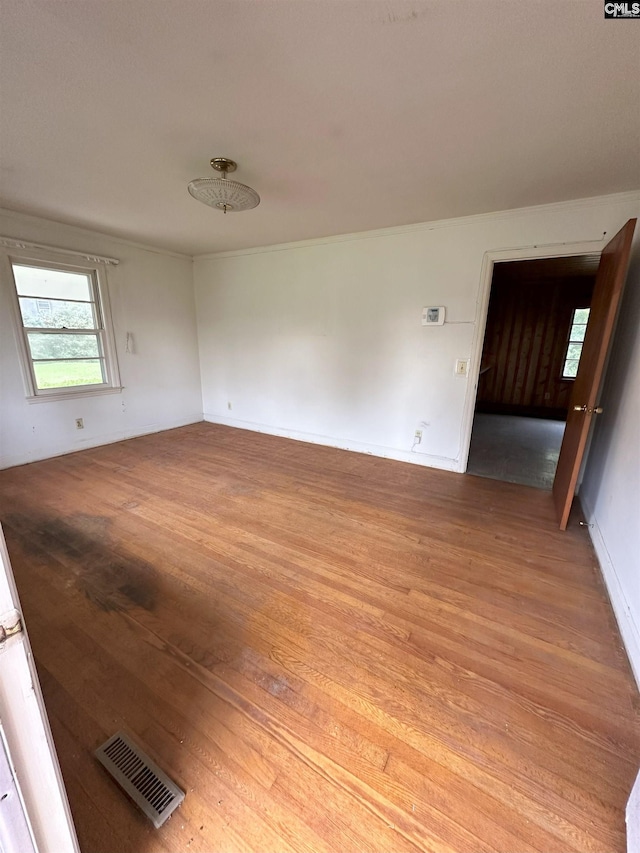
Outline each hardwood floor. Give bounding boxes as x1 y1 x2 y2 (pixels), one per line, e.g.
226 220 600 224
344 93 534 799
0 422 637 852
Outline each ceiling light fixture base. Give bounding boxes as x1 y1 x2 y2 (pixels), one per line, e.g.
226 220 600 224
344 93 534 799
209 158 237 174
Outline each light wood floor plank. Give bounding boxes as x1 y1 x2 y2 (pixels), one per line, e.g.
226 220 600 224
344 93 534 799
0 422 637 852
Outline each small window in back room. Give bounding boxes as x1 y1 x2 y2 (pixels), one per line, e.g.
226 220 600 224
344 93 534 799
562 307 590 379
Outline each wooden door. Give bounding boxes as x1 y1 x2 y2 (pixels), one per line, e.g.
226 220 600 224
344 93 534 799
553 219 636 529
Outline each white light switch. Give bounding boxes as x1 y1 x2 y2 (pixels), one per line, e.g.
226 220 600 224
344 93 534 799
455 359 469 376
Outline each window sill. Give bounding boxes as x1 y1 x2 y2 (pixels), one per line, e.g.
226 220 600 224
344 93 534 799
26 386 124 404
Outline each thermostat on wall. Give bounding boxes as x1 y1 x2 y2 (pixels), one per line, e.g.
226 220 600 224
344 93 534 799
422 306 445 326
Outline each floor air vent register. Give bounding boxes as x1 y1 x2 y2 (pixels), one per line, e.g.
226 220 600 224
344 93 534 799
95 731 185 828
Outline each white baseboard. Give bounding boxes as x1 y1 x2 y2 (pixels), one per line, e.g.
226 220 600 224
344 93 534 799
0 414 203 470
203 412 459 472
581 494 640 691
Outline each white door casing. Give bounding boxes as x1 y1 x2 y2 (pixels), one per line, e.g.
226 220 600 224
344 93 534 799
0 524 79 853
460 237 607 474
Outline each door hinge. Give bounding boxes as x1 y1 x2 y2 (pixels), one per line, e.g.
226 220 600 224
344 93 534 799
0 611 23 648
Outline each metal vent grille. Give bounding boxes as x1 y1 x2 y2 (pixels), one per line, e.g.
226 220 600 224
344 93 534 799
95 732 185 828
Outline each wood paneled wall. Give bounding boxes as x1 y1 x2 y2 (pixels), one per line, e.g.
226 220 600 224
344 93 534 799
476 259 596 419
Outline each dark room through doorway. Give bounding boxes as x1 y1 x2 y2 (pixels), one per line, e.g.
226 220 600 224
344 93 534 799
467 254 600 489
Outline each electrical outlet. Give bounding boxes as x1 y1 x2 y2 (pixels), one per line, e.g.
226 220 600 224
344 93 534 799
455 359 469 376
414 429 422 443
75 418 84 429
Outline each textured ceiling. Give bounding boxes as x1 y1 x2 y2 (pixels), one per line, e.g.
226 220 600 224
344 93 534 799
0 0 638 256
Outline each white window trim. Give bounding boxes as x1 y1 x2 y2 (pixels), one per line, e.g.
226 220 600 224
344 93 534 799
1 243 122 402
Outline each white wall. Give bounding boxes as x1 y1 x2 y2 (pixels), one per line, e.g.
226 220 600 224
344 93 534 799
580 242 640 687
0 209 203 468
2 195 639 688
194 191 640 472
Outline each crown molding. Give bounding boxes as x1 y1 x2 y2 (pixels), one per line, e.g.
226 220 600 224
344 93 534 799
194 190 640 261
0 207 192 261
2 191 638 263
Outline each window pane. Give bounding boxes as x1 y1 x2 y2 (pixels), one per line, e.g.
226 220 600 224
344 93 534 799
569 323 587 343
573 307 590 325
33 359 105 389
12 264 92 301
563 359 579 378
566 342 583 361
19 297 96 329
28 332 100 360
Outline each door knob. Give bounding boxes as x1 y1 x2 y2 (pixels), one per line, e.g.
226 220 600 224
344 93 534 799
573 404 603 414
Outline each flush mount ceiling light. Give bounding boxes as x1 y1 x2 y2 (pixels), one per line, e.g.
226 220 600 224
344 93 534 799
187 157 260 214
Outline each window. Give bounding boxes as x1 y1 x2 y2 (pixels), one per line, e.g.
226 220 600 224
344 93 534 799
5 249 121 399
562 307 590 379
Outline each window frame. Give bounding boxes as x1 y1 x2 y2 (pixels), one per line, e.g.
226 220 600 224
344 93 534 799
3 246 122 402
561 306 590 381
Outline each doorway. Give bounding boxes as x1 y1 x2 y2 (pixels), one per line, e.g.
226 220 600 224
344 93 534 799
466 254 600 489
